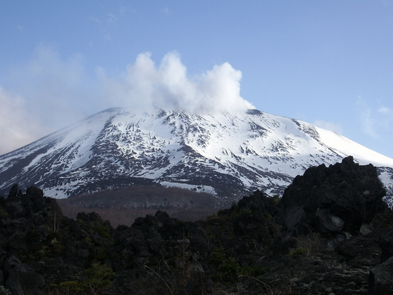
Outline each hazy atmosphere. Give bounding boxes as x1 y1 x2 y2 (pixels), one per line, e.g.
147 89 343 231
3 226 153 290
0 0 392 158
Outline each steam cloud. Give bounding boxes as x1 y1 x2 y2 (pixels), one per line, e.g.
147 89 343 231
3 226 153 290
0 48 254 154
100 52 254 113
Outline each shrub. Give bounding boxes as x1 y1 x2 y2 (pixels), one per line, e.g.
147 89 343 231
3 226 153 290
288 247 308 258
271 195 281 206
47 262 115 295
84 262 115 291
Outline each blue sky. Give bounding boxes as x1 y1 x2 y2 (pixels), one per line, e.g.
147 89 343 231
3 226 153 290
0 0 392 159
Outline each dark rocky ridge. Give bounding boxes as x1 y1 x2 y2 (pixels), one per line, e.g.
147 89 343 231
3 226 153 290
277 156 387 236
0 157 392 294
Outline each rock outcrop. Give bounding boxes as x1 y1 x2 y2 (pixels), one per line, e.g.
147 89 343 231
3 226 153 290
369 230 393 294
0 157 392 294
277 156 387 236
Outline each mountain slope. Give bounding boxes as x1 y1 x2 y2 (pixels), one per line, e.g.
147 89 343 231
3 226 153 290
1 107 392 202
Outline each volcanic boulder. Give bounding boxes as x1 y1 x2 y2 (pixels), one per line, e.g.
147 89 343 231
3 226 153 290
276 156 386 236
369 229 393 294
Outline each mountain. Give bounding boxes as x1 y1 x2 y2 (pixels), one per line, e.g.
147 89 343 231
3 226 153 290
1 107 393 203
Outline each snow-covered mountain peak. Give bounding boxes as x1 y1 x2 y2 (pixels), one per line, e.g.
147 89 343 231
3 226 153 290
1 107 392 203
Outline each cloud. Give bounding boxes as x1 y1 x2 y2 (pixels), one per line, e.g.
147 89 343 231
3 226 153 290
107 13 117 23
0 87 51 155
3 45 101 133
0 48 253 153
378 106 391 115
90 6 132 40
356 97 379 138
99 52 254 113
90 16 101 24
161 8 171 16
355 97 393 138
378 105 393 129
314 120 343 134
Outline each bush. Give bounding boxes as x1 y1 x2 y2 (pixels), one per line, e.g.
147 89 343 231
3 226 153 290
288 247 308 258
271 195 281 206
47 262 115 295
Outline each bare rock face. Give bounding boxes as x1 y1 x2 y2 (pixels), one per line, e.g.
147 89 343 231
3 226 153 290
3 255 45 295
369 256 393 295
0 186 58 295
277 156 387 236
368 230 393 295
379 230 393 263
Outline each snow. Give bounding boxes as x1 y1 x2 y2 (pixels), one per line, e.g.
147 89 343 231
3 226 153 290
316 127 393 167
379 171 392 186
161 181 217 195
1 107 393 200
43 187 68 199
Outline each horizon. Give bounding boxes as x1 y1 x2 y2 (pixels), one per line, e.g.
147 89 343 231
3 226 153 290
1 1 392 158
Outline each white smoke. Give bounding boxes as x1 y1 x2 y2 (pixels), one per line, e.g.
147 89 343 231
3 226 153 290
99 52 254 113
0 48 254 154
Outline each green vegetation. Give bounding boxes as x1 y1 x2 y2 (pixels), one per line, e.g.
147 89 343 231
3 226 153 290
271 194 281 206
0 208 9 218
288 247 308 258
210 247 269 283
47 263 115 295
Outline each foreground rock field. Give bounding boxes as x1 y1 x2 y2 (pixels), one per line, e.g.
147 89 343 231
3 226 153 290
0 156 392 294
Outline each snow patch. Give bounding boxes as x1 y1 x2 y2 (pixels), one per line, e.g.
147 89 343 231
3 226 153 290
160 181 217 195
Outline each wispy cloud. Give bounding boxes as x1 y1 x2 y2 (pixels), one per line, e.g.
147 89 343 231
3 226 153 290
378 105 393 130
356 97 379 138
314 120 343 134
90 16 101 24
107 13 117 23
355 97 393 138
90 6 127 40
119 6 129 16
90 11 120 24
3 45 101 133
103 33 112 41
0 87 50 155
378 106 391 115
161 8 171 16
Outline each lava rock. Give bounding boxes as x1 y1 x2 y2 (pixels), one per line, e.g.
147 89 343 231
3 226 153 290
3 255 45 295
369 256 393 295
379 229 393 263
277 156 386 236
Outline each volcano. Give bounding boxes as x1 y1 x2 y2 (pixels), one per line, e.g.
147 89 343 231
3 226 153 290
1 107 392 204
